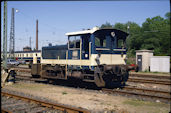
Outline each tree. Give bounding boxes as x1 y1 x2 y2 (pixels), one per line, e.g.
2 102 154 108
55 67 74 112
114 22 127 32
141 14 170 55
165 12 171 20
100 22 113 28
100 12 170 56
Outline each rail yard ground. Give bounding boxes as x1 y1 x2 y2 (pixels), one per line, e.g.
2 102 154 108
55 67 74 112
1 65 171 113
2 81 170 113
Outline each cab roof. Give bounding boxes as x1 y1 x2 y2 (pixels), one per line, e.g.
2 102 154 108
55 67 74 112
65 27 99 36
65 27 129 38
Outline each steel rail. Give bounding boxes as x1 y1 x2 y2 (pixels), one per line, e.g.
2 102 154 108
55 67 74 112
1 91 90 113
123 86 170 97
12 67 31 72
130 73 170 79
11 66 29 69
1 109 13 113
15 75 47 83
128 77 171 85
102 88 171 103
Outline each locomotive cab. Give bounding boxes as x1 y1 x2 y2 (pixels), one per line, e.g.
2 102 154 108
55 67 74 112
66 27 128 65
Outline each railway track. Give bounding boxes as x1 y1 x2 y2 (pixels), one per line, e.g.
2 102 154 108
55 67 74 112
123 86 170 97
15 75 170 97
15 74 48 84
5 70 171 106
102 87 171 103
129 73 170 79
128 77 171 85
13 67 170 81
12 67 31 73
1 91 90 113
14 71 171 86
15 73 171 102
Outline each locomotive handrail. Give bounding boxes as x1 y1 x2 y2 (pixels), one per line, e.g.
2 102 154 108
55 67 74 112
80 38 82 68
68 48 80 50
113 49 126 51
65 50 68 79
96 48 110 50
89 42 92 69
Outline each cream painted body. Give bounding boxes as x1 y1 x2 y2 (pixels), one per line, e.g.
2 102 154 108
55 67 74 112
33 56 37 64
90 54 126 65
41 54 126 66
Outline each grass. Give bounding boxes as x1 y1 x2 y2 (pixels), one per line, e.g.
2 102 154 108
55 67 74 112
123 99 170 113
62 91 67 95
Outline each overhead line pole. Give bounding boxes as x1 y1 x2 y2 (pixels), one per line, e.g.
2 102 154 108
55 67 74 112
30 37 31 50
9 8 15 59
3 1 8 69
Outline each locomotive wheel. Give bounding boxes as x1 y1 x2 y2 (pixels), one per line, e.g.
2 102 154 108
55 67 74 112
102 73 121 88
103 67 128 88
32 74 40 78
47 79 54 84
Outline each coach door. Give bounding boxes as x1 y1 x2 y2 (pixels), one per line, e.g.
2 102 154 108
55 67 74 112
137 55 142 71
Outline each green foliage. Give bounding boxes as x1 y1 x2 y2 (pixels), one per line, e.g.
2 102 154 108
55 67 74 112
165 12 171 19
100 12 170 56
114 22 127 32
100 22 113 28
62 91 67 95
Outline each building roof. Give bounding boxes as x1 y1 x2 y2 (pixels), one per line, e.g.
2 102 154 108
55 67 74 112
14 50 41 53
136 50 154 53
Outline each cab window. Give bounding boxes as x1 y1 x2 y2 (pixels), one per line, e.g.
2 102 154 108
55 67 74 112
95 37 106 48
69 36 80 49
117 39 124 48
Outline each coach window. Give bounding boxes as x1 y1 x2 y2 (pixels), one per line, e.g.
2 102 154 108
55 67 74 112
69 36 80 49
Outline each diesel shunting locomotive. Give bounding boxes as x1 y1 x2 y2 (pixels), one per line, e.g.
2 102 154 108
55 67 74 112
31 27 130 87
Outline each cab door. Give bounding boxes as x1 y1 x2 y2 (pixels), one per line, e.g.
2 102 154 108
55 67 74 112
68 35 81 60
82 35 90 59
